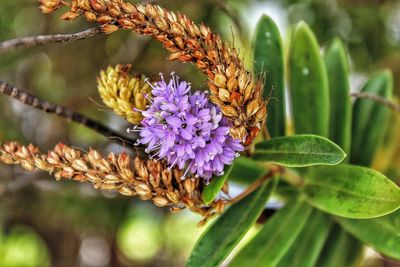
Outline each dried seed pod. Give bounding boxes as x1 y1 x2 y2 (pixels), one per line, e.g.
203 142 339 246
40 0 267 143
153 196 169 207
61 11 80 20
0 142 223 219
101 24 119 34
39 0 61 13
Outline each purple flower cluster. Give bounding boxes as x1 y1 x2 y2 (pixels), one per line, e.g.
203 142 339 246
131 73 244 181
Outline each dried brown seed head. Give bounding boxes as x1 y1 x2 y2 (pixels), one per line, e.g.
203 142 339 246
40 0 267 143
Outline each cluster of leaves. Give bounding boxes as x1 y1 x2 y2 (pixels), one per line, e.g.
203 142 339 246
188 16 400 266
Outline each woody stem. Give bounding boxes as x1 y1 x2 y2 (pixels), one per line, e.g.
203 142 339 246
228 165 283 205
0 27 101 54
0 80 138 145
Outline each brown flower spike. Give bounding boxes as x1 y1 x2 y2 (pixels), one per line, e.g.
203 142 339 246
39 0 268 144
0 141 223 223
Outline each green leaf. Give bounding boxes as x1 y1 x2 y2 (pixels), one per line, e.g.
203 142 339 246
350 70 393 166
253 134 345 167
276 209 332 267
304 164 400 218
229 200 313 267
228 157 267 185
274 179 300 200
202 165 233 205
337 210 400 260
253 14 285 137
187 178 278 267
324 38 352 157
288 22 329 137
315 223 363 267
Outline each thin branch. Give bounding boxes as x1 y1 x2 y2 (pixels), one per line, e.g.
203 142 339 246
351 92 400 113
228 165 283 205
209 0 248 46
0 27 102 54
0 80 138 144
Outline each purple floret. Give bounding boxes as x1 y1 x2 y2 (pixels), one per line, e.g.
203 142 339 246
132 73 244 181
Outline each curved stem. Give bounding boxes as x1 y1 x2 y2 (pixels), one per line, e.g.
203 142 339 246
229 165 283 205
0 27 101 54
351 92 400 113
209 0 248 47
0 80 138 145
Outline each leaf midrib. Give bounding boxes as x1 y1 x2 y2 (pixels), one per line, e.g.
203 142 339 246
305 180 400 204
255 149 340 157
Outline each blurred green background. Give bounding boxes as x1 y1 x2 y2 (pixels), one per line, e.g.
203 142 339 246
0 0 400 266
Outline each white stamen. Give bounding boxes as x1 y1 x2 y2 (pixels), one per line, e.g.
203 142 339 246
133 107 145 112
144 77 156 90
180 163 192 180
146 141 165 152
170 71 180 90
149 150 161 159
143 93 154 103
168 156 179 170
127 126 143 133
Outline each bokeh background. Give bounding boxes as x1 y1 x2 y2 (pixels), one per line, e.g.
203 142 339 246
0 0 400 266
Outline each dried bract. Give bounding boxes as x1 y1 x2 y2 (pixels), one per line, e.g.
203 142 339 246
0 141 221 219
39 0 268 144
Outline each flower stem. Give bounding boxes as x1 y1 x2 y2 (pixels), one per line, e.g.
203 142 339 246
228 165 283 205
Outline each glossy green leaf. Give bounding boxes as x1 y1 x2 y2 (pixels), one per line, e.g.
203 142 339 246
337 210 400 260
228 157 267 185
253 134 345 167
324 38 352 156
253 14 285 137
304 164 400 218
202 165 233 205
276 209 332 267
230 200 313 267
316 224 363 267
187 178 278 267
288 22 329 137
350 70 393 166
